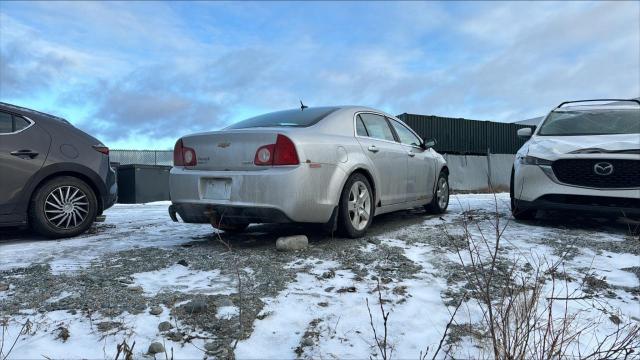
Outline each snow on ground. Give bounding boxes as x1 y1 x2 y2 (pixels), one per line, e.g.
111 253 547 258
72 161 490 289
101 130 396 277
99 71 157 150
0 201 214 273
237 194 640 358
1 194 638 359
3 308 207 359
131 264 236 296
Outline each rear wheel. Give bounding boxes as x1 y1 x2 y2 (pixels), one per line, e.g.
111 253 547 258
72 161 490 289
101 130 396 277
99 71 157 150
29 176 98 238
338 173 374 238
425 172 449 214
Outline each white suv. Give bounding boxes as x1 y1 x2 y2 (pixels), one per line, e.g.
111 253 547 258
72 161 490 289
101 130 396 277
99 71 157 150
511 99 640 220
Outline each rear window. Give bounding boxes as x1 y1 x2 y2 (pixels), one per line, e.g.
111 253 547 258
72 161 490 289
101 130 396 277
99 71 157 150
538 109 640 136
226 107 340 129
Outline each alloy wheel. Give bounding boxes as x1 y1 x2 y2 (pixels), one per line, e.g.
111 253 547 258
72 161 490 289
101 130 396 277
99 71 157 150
44 186 90 229
348 180 371 231
437 176 449 209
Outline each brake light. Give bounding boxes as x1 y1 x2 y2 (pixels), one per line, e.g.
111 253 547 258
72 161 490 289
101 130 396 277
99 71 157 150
173 139 197 166
254 134 299 166
93 145 109 155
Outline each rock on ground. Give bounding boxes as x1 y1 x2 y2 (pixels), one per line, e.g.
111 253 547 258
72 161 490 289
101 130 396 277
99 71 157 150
276 235 308 251
158 321 173 332
181 300 207 314
148 342 165 354
149 306 163 315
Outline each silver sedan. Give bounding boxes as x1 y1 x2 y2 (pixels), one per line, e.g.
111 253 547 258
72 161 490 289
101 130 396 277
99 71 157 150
169 106 450 237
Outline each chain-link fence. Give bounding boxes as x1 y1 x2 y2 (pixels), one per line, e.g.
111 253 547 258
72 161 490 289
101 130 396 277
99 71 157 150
110 150 173 165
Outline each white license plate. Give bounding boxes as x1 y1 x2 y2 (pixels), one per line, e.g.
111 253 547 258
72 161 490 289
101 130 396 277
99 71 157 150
203 179 232 200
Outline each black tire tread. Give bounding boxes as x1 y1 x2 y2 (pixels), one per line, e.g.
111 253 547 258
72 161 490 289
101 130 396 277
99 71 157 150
337 173 373 238
425 172 449 214
29 176 98 239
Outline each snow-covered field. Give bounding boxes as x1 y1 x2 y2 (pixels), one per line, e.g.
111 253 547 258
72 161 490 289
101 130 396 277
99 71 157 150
1 194 638 359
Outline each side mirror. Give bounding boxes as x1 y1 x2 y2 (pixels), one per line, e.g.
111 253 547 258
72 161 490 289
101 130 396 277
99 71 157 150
517 128 532 139
423 138 437 149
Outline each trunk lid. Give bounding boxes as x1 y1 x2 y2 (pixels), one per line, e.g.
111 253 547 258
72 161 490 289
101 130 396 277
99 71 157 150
181 130 280 171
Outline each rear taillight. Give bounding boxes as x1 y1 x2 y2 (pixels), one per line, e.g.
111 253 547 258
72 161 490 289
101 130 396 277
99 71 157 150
173 139 197 166
254 144 275 165
254 134 299 166
93 145 109 155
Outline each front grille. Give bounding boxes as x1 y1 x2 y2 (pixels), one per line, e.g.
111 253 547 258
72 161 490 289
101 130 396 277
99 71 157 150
552 159 640 188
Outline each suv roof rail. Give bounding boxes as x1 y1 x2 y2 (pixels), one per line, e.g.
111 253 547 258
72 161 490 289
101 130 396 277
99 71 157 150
0 101 70 123
555 98 640 109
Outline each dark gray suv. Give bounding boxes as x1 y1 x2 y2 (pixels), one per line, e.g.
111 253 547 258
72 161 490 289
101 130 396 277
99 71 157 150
0 102 117 238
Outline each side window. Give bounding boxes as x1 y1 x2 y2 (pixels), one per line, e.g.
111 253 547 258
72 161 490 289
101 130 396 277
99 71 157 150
13 116 30 132
390 120 422 147
0 112 12 133
359 113 395 141
355 115 369 136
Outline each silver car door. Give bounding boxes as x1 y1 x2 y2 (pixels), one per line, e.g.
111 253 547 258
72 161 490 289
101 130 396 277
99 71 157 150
355 113 408 205
388 118 435 202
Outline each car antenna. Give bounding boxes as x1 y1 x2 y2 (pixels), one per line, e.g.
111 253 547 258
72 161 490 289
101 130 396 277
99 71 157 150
300 100 308 111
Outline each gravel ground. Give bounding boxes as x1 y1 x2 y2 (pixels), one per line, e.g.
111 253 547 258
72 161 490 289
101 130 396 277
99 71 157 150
1 195 638 359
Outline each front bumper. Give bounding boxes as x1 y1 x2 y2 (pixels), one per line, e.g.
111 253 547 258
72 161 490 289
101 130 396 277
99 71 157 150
513 164 640 215
169 164 345 224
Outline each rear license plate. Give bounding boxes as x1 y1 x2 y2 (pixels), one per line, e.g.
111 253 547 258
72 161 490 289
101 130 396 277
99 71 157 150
203 179 232 200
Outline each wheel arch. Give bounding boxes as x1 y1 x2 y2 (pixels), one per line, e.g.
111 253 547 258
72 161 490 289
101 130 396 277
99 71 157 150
348 168 377 207
26 164 106 215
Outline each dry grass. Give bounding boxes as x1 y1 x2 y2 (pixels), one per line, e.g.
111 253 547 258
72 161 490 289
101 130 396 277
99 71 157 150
444 192 640 359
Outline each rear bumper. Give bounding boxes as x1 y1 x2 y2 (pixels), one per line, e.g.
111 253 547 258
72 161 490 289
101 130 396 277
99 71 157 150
169 164 346 223
169 203 293 223
102 165 118 210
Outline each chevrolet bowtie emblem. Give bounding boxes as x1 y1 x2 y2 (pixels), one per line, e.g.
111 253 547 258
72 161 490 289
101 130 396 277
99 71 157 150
217 142 231 148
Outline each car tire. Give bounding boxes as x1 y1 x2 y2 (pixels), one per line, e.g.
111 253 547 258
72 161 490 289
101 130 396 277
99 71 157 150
510 169 537 220
511 197 537 220
338 173 374 238
425 171 449 214
29 176 98 239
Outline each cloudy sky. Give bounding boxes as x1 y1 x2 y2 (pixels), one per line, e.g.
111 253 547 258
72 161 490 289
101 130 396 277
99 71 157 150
1 1 638 149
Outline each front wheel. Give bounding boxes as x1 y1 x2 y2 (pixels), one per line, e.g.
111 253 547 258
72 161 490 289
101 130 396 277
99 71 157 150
510 168 537 220
338 173 374 238
29 176 98 238
425 172 449 214
511 197 537 220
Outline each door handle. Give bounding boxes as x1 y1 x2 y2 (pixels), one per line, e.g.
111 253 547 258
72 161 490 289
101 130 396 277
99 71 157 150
407 151 416 157
10 149 39 159
368 145 379 153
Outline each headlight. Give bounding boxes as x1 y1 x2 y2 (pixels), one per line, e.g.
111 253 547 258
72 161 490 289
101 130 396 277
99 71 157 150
518 156 553 166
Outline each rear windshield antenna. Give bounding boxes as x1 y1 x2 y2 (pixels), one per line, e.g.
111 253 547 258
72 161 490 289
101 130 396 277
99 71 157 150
300 100 308 111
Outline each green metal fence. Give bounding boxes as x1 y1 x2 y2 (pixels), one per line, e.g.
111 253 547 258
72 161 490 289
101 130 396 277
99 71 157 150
397 113 536 155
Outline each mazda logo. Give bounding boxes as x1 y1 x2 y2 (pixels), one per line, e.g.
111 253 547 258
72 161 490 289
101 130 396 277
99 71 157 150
593 162 614 176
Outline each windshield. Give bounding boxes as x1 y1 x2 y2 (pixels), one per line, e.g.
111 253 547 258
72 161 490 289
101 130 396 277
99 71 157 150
537 109 640 136
226 107 340 129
